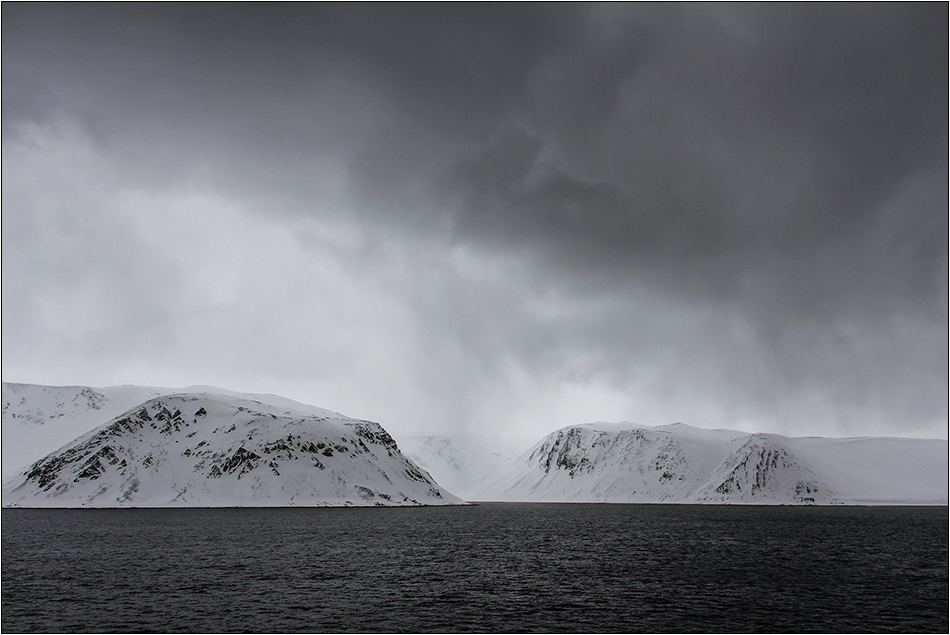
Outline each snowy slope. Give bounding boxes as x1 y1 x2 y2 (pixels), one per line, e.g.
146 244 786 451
2 390 462 507
475 422 948 505
2 383 166 481
399 434 532 501
784 436 948 505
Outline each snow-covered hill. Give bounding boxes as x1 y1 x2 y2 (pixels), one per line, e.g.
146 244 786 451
475 422 948 505
2 388 462 507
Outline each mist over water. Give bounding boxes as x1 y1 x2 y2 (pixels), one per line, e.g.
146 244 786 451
2 504 947 633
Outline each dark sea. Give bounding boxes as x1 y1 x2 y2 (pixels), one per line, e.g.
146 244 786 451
2 504 947 633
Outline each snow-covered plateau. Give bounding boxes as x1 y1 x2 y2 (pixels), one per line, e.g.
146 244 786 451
2 383 462 507
3 383 947 506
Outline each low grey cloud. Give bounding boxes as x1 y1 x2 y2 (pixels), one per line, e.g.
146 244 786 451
2 4 946 440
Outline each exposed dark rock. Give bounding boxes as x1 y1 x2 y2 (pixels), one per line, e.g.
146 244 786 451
350 422 399 451
219 446 261 478
356 485 375 499
156 406 184 434
404 465 428 482
79 388 105 410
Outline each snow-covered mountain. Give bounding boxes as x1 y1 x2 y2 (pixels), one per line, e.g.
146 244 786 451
2 387 462 507
4 383 946 506
475 422 948 505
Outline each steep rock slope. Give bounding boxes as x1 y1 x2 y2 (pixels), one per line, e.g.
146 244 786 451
3 391 462 507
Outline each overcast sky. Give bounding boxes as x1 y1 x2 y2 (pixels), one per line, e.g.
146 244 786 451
3 4 947 441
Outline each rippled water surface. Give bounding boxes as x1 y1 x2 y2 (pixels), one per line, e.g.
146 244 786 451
2 504 947 632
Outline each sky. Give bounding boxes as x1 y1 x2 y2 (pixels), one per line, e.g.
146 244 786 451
2 4 947 442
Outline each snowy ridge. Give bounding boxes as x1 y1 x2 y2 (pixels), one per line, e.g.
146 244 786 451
3 390 463 507
475 423 948 505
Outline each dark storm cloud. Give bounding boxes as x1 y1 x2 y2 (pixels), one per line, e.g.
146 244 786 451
3 4 946 436
6 5 943 260
338 4 947 315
